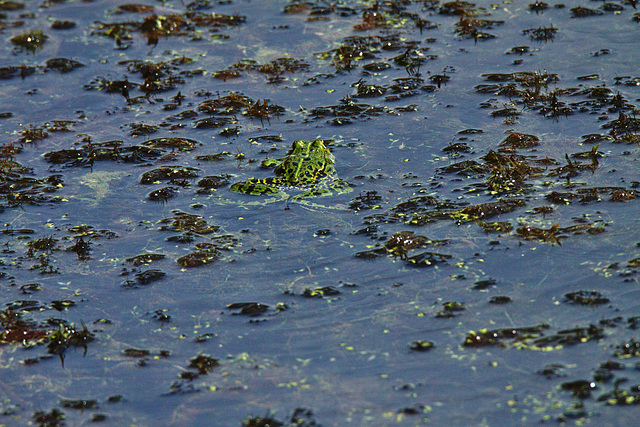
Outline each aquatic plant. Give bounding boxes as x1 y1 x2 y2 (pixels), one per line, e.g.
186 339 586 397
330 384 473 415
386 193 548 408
11 29 47 53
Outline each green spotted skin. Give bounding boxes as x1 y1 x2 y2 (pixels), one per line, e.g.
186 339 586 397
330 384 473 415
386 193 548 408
230 139 351 204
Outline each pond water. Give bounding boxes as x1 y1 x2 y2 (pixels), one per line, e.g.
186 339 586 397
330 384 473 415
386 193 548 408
1 0 640 425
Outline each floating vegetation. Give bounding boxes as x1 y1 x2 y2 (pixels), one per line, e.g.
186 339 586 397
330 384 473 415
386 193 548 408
315 37 377 72
438 159 489 176
244 99 285 125
0 1 25 11
516 221 606 245
473 278 496 290
352 76 436 101
11 29 48 53
349 190 383 211
435 301 465 318
44 58 85 73
411 199 526 226
148 186 179 202
123 269 166 288
158 210 219 234
128 122 158 137
60 399 98 411
301 286 340 298
114 4 154 14
197 92 253 115
615 340 640 358
522 25 558 42
464 324 549 347
409 340 435 352
0 65 38 79
27 236 59 254
66 236 91 260
506 45 532 55
241 408 317 427
385 231 432 258
45 140 164 167
153 310 171 323
438 1 478 16
0 309 48 345
140 166 200 185
217 57 310 84
227 302 269 316
529 2 548 13
354 230 450 264
489 296 511 304
19 125 48 144
516 224 562 245
307 98 389 125
241 413 284 427
482 150 544 194
564 290 610 306
571 7 603 18
454 16 503 41
188 353 218 375
92 11 246 48
599 383 640 406
122 348 149 359
478 221 512 233
47 323 95 365
529 324 604 349
33 408 65 426
602 111 640 142
197 174 232 191
177 250 218 267
545 186 636 205
475 71 585 120
405 251 452 268
499 132 540 151
0 151 64 207
84 57 194 103
1 0 640 424
561 380 597 398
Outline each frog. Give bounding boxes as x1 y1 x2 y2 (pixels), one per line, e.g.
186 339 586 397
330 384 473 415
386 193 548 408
229 139 352 207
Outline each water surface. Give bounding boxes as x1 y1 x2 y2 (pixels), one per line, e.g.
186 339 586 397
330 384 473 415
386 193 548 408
1 0 640 425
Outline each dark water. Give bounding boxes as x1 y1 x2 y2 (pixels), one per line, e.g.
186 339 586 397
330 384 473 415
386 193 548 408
1 0 640 425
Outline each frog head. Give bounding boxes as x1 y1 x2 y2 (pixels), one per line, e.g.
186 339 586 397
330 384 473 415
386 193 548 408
274 139 335 185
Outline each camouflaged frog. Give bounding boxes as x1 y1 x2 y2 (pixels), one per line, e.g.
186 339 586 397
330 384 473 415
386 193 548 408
230 139 352 206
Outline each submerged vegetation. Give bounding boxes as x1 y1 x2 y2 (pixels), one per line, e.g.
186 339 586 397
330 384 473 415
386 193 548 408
0 0 640 425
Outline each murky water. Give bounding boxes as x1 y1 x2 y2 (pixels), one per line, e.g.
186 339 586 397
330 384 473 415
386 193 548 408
1 0 640 425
